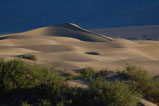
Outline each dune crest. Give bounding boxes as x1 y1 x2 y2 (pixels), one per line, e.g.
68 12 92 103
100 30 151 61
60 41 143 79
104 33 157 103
16 23 113 42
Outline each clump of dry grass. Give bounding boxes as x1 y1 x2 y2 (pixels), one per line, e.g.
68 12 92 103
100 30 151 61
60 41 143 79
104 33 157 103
80 67 96 79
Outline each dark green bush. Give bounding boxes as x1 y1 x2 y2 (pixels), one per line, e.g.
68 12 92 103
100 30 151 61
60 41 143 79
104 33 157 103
80 67 96 79
21 102 31 106
21 100 52 106
125 65 152 86
0 59 64 93
0 59 70 106
38 99 52 106
87 78 140 106
0 60 142 106
124 65 159 105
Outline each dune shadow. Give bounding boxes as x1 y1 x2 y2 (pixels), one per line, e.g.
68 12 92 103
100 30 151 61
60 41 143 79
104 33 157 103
85 52 100 55
0 36 8 40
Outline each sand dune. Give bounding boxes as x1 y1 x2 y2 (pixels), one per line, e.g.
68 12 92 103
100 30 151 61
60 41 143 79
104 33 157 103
0 23 159 76
16 23 113 42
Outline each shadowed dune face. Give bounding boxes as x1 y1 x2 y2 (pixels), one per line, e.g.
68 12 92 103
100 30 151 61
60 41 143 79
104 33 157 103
91 25 159 40
0 23 159 76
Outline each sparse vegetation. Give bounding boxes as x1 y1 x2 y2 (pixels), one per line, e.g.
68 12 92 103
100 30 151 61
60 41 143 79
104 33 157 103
17 54 37 61
38 99 52 106
80 67 96 79
88 78 140 106
0 59 66 106
0 59 63 93
21 102 32 106
0 59 158 106
61 71 75 80
124 65 159 105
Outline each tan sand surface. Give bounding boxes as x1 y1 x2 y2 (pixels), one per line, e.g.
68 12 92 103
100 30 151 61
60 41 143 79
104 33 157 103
0 23 159 76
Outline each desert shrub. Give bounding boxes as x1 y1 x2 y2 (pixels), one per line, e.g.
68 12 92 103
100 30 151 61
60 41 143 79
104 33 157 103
80 67 96 79
0 60 142 106
36 82 73 106
96 70 116 80
61 71 75 80
21 102 32 106
124 65 159 104
0 59 71 106
87 78 140 106
38 99 52 106
0 59 64 93
125 64 137 72
153 75 159 81
125 65 152 87
21 100 52 106
147 80 159 104
18 54 37 61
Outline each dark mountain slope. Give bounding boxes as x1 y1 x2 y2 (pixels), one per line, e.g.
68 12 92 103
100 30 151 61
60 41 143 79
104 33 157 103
91 25 159 40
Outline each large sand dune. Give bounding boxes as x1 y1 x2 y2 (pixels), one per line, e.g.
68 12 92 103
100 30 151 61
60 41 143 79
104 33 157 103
0 23 159 76
18 23 113 42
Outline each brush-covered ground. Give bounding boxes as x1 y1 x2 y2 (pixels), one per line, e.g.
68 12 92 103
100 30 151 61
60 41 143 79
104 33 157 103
0 59 158 106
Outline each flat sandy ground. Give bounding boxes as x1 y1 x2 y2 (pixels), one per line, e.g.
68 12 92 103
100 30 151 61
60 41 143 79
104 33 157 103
0 23 159 76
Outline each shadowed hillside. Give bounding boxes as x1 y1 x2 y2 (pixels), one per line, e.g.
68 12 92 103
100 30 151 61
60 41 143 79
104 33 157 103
91 25 159 40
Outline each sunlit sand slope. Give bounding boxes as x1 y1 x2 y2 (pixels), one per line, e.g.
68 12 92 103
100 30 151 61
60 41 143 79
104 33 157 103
0 24 159 76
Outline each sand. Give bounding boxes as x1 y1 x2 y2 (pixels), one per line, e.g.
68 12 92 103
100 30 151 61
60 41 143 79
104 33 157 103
0 23 159 76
